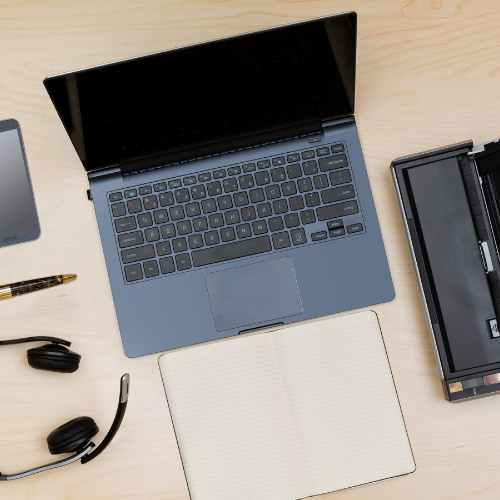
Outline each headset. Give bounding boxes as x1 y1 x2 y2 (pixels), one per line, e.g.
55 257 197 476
0 336 129 481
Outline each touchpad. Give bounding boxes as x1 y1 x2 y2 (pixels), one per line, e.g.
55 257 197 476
205 257 302 332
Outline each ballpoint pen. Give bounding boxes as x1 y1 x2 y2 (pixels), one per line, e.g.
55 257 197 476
0 274 77 300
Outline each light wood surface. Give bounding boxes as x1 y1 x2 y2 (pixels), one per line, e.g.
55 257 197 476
0 1 499 498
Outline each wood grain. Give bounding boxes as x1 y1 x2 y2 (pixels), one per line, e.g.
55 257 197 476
0 0 499 498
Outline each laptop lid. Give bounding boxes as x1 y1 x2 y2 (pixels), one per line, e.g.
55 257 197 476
44 12 357 174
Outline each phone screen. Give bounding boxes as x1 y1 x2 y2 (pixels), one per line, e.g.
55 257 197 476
0 122 39 245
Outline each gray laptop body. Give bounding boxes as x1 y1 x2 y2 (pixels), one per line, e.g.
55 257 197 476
44 12 394 357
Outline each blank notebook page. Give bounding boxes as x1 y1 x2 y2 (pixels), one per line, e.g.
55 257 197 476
159 311 415 500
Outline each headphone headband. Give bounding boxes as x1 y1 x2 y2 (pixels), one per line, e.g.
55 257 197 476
0 336 71 347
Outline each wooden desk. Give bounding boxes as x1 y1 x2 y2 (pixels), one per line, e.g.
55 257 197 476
1 1 499 498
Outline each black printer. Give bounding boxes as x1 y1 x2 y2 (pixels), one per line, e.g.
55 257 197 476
392 138 500 401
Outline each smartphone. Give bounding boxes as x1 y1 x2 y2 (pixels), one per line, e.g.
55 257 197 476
0 119 40 247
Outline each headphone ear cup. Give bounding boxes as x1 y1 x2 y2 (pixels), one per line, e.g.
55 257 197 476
27 344 81 373
47 416 99 455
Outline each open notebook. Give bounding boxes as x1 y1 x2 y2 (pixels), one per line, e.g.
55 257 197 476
159 311 415 500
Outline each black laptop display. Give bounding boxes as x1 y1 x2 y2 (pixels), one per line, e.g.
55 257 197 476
44 13 395 357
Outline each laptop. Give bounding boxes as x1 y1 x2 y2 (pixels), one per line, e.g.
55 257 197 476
44 11 394 357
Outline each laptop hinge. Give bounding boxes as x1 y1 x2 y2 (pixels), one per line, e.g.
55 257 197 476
119 120 322 175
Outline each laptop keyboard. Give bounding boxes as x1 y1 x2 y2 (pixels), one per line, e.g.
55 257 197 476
108 143 364 282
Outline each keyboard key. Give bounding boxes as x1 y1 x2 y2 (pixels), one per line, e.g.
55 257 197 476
225 209 241 225
317 200 359 221
112 202 126 217
138 213 153 228
191 185 206 200
331 143 345 153
300 210 316 224
198 172 212 182
255 171 270 186
175 253 191 271
109 192 123 202
143 195 158 210
281 181 297 196
284 213 300 228
291 228 306 245
205 231 220 246
239 174 254 189
313 174 328 189
302 160 318 175
301 150 315 160
330 227 345 237
271 167 286 182
287 153 300 163
228 166 241 176
156 241 171 256
125 264 143 282
159 256 175 274
272 157 285 166
321 184 355 204
241 206 257 221
145 227 160 242
121 245 155 264
327 220 344 229
257 160 271 169
139 186 152 195
221 227 236 242
173 238 188 252
286 164 302 179
193 217 208 231
268 216 284 232
168 179 182 189
257 203 272 218
207 181 222 196
185 202 201 217
175 188 190 203
236 223 252 238
317 147 330 156
289 196 304 211
127 199 142 214
305 192 320 207
213 169 226 179
272 199 288 214
192 236 272 267
201 199 217 213
311 231 328 241
250 188 265 203
118 231 144 248
272 232 290 249
177 220 192 235
188 234 204 249
159 192 174 206
209 213 224 228
143 260 159 278
160 223 176 238
242 163 256 172
154 182 167 192
329 169 352 186
347 223 363 233
153 209 169 224
169 206 185 220
124 189 137 199
265 185 281 199
223 178 238 192
183 176 196 186
115 216 137 233
252 220 268 235
319 154 348 172
234 191 249 207
297 178 313 193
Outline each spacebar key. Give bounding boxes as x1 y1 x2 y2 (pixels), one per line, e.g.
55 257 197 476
192 236 272 267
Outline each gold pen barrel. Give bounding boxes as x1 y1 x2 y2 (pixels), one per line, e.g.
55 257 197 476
0 285 13 300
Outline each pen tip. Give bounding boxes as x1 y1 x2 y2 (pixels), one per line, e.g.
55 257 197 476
62 274 77 283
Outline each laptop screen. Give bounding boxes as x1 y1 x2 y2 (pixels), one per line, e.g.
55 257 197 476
44 13 356 172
